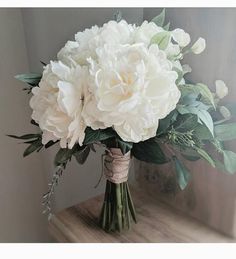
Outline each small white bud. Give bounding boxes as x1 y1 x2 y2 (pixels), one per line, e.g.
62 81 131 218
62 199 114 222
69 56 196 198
191 37 206 54
215 80 228 99
172 28 191 47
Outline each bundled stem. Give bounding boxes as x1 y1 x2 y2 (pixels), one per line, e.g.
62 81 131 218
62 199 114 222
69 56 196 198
99 180 137 232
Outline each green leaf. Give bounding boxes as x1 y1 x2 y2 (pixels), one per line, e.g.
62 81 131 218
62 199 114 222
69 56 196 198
195 147 215 168
23 140 43 157
150 31 171 50
54 147 75 166
45 140 59 149
194 123 213 141
83 127 116 145
196 83 215 109
73 146 90 164
117 139 133 155
7 133 40 140
132 138 168 164
182 153 200 161
15 73 42 86
173 156 191 190
181 148 200 161
151 8 165 27
156 110 178 136
214 123 236 141
223 150 236 174
173 114 198 132
163 22 170 31
180 83 215 109
178 105 214 137
197 110 214 136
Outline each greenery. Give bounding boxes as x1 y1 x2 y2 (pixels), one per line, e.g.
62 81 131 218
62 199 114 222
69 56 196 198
8 8 236 232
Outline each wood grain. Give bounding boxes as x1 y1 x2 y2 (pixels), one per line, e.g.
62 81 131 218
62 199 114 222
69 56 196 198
49 186 233 243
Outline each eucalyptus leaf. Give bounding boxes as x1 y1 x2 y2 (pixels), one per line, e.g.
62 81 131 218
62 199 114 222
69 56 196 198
214 123 236 141
15 73 42 86
151 8 165 27
132 138 168 164
73 146 90 164
194 123 213 140
196 83 216 109
83 127 116 145
163 22 170 31
45 140 59 149
195 147 215 167
180 147 200 161
173 156 191 190
150 31 171 50
156 110 178 136
7 133 40 140
197 110 214 136
54 147 75 166
23 140 43 157
173 114 198 132
178 105 214 136
117 139 133 155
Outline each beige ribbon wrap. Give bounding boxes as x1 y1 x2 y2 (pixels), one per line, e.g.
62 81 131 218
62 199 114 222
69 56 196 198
103 148 131 184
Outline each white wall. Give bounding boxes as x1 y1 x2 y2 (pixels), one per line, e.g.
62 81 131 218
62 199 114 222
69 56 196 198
0 9 50 242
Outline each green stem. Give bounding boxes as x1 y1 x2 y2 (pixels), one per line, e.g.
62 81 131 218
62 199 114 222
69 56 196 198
116 184 122 232
99 180 137 232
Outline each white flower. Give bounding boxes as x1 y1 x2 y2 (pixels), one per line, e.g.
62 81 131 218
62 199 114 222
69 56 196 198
134 21 163 46
215 80 228 99
83 43 180 143
171 28 190 47
73 20 135 65
30 61 87 148
57 41 80 67
191 37 206 54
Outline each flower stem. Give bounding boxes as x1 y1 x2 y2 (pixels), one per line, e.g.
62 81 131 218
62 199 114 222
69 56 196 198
99 180 137 232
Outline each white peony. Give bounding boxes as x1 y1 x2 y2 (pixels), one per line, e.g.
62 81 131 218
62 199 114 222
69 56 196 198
30 61 87 148
171 28 190 47
134 21 163 46
83 43 180 142
191 37 206 54
57 40 80 67
215 80 228 99
72 20 135 65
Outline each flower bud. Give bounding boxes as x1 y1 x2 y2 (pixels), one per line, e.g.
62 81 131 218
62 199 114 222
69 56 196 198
172 28 191 47
215 80 228 99
191 37 206 54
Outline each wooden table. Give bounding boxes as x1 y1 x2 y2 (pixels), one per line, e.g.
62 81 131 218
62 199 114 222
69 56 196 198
49 187 234 242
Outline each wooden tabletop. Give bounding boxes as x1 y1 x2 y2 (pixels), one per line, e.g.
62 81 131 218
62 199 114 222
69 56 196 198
49 186 234 243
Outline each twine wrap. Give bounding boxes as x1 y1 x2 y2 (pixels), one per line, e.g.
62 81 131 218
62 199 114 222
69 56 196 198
103 148 131 184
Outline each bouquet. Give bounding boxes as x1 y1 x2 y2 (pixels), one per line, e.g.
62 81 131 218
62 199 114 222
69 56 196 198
9 9 236 232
